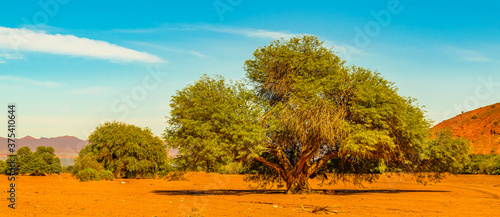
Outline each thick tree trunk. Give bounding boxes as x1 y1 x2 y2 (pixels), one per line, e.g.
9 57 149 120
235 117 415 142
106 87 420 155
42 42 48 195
285 173 312 194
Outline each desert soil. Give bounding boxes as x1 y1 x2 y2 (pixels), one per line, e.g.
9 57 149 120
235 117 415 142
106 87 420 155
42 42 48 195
1 172 499 216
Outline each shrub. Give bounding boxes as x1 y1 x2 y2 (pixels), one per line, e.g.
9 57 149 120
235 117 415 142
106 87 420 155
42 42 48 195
218 162 246 174
99 170 114 180
471 115 478 119
459 154 500 174
494 121 499 126
0 160 5 174
64 166 74 173
76 168 101 181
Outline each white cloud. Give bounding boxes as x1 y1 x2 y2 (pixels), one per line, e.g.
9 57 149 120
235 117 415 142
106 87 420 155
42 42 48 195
0 26 164 63
113 24 364 60
0 60 5 64
0 53 24 59
203 25 297 39
130 41 209 58
446 46 489 62
0 75 62 87
71 87 117 95
113 24 298 40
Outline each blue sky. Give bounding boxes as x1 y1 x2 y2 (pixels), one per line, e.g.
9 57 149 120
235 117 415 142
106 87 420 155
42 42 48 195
1 0 500 140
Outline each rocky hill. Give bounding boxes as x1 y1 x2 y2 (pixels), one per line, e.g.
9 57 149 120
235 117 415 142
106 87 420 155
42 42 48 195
432 102 500 154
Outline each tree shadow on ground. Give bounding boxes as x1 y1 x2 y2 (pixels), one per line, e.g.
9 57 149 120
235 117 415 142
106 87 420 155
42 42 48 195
329 189 449 195
151 189 449 196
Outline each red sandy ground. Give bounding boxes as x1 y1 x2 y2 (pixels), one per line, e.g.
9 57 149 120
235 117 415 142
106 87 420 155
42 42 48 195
1 172 499 216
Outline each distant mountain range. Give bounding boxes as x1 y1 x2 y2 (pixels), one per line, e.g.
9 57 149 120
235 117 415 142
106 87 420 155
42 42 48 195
432 102 500 154
0 136 87 158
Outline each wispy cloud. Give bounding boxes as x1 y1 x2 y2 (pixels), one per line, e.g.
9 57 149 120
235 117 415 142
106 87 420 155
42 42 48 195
0 53 24 63
114 23 298 40
71 87 117 95
0 53 24 59
130 41 208 58
0 76 62 87
0 26 164 63
446 46 489 62
113 24 362 58
202 25 297 39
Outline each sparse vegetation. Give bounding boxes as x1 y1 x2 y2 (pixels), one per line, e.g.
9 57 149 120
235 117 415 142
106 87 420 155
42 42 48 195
5 146 62 175
494 120 499 126
459 154 500 175
471 115 478 119
0 159 6 174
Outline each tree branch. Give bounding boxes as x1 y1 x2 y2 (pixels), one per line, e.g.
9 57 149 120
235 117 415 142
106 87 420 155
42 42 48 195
255 156 287 180
308 150 337 175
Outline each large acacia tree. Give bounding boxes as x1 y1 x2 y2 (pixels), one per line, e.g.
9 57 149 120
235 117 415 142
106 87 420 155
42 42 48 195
245 35 468 193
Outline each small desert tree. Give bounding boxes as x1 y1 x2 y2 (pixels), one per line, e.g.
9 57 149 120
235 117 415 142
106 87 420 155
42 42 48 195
164 74 265 172
87 121 170 178
15 146 61 175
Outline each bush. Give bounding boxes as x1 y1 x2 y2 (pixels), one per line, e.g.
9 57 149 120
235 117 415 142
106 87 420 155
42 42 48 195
64 166 74 173
459 154 500 174
471 115 478 119
76 168 101 181
494 121 499 126
99 170 114 180
218 162 246 174
0 160 5 174
72 145 118 181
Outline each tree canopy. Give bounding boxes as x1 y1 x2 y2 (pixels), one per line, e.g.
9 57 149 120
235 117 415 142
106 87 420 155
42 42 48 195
86 121 170 178
166 35 470 194
164 74 264 172
8 146 62 175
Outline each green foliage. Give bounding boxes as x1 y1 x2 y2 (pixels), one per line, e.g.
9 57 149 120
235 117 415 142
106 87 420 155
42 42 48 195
73 145 115 181
166 35 475 193
99 170 115 180
72 145 104 176
471 115 478 119
61 166 73 173
0 159 5 174
88 121 170 178
494 121 499 126
459 154 500 175
13 146 61 175
243 35 442 193
76 168 101 181
218 162 247 174
164 74 265 172
417 130 471 175
4 155 17 175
